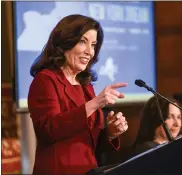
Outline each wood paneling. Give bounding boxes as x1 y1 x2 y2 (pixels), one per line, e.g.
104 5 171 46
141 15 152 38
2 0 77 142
155 2 182 28
1 1 14 83
155 2 182 96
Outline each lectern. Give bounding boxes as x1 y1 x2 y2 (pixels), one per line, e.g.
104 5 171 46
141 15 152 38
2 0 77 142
87 136 182 175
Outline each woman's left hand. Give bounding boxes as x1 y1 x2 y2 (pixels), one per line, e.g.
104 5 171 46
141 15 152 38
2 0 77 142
106 111 128 138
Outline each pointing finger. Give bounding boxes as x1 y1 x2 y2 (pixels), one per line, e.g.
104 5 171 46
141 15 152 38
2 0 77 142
109 82 128 89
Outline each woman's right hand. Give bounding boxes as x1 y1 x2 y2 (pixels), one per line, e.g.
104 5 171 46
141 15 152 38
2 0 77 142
94 82 128 108
85 82 128 117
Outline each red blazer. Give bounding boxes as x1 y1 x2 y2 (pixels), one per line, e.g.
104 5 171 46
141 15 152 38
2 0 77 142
28 69 119 175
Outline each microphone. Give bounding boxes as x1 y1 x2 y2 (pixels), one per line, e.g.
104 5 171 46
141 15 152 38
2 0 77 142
135 79 182 110
135 79 149 88
135 79 182 142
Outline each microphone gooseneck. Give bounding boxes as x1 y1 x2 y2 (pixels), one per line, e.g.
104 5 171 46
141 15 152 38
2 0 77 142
135 79 182 110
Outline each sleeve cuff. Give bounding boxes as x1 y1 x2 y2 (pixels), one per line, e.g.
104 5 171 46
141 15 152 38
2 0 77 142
108 136 120 151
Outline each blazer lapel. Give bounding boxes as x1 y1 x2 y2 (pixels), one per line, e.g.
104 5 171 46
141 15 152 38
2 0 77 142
54 70 84 107
83 84 104 129
82 84 95 100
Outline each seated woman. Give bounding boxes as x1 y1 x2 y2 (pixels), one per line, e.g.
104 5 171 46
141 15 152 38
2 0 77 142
132 95 181 156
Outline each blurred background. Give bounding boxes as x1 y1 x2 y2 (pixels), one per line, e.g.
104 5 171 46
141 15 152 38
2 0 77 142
1 1 182 174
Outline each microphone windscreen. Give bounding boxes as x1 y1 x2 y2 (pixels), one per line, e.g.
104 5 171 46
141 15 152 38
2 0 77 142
135 79 146 87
